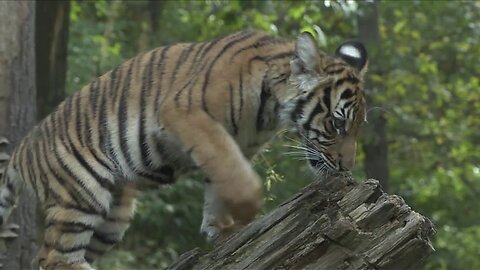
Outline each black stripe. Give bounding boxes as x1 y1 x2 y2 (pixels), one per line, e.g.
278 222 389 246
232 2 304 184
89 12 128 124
89 79 99 117
174 43 200 107
238 68 244 119
50 141 107 215
69 144 114 191
324 63 344 70
335 77 359 87
83 108 113 172
60 97 74 152
63 96 115 192
85 97 115 172
171 43 196 89
303 103 324 130
230 35 279 61
343 100 354 109
187 77 200 111
74 93 85 148
139 50 159 169
153 45 172 114
86 246 104 254
39 125 53 201
158 165 174 179
181 35 229 112
25 146 38 195
46 197 101 218
48 242 88 254
83 105 92 147
177 42 209 111
105 215 131 223
118 61 135 171
323 87 332 114
340 88 354 100
86 246 104 256
92 232 119 245
228 84 238 135
189 41 208 72
34 129 69 206
33 135 50 201
109 66 121 99
184 41 209 81
46 220 95 233
247 51 295 72
98 78 111 156
201 31 257 116
181 39 224 111
326 68 346 74
22 141 38 192
256 74 271 131
291 91 316 122
199 33 233 60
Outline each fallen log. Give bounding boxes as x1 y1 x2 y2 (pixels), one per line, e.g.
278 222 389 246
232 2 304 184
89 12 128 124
169 175 436 270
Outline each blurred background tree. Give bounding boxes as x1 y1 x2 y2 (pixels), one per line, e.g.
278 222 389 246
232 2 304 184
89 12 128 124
39 0 480 269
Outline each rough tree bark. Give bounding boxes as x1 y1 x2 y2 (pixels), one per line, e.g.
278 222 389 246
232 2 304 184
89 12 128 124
36 0 69 118
0 1 38 269
169 175 436 270
358 1 390 192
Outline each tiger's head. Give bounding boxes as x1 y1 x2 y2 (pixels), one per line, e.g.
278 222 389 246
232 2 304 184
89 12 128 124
286 32 368 176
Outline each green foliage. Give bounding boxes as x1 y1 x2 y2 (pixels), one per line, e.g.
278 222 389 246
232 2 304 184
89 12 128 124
66 1 480 269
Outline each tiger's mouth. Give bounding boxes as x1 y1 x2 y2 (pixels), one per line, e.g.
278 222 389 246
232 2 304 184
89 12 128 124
302 140 340 176
304 143 336 174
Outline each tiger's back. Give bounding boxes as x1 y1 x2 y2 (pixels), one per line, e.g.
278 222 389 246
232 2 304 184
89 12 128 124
0 30 368 269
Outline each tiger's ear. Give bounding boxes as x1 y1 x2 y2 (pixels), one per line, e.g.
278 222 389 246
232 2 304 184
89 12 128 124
335 41 368 76
291 32 322 74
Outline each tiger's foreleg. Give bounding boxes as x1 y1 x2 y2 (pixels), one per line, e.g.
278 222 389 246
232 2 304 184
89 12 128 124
163 110 263 236
200 180 234 242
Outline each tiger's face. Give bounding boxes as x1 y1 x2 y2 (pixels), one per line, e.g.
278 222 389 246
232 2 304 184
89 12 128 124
288 33 367 176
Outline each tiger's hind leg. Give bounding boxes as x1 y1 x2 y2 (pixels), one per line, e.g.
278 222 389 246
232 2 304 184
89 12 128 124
85 184 137 264
37 206 104 270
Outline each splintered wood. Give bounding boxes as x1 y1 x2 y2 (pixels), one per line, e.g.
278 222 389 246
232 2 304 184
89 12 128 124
169 175 436 270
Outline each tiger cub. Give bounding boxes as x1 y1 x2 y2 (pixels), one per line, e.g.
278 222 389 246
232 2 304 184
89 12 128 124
0 30 367 269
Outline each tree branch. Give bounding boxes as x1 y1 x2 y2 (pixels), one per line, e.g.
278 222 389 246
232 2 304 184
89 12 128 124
169 175 436 270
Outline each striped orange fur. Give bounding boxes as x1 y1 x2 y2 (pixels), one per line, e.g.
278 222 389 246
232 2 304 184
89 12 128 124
0 30 368 269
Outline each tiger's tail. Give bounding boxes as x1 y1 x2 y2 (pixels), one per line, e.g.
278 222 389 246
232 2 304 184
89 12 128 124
0 137 20 236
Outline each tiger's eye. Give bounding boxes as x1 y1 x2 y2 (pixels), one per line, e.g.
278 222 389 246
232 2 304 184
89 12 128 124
332 118 345 129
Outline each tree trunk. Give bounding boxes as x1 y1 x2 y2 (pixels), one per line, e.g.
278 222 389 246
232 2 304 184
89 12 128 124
0 1 38 269
357 1 390 191
169 175 436 270
35 0 69 118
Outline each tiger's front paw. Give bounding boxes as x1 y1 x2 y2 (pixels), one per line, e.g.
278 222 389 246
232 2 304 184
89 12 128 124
221 176 263 225
201 223 245 244
200 224 220 243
